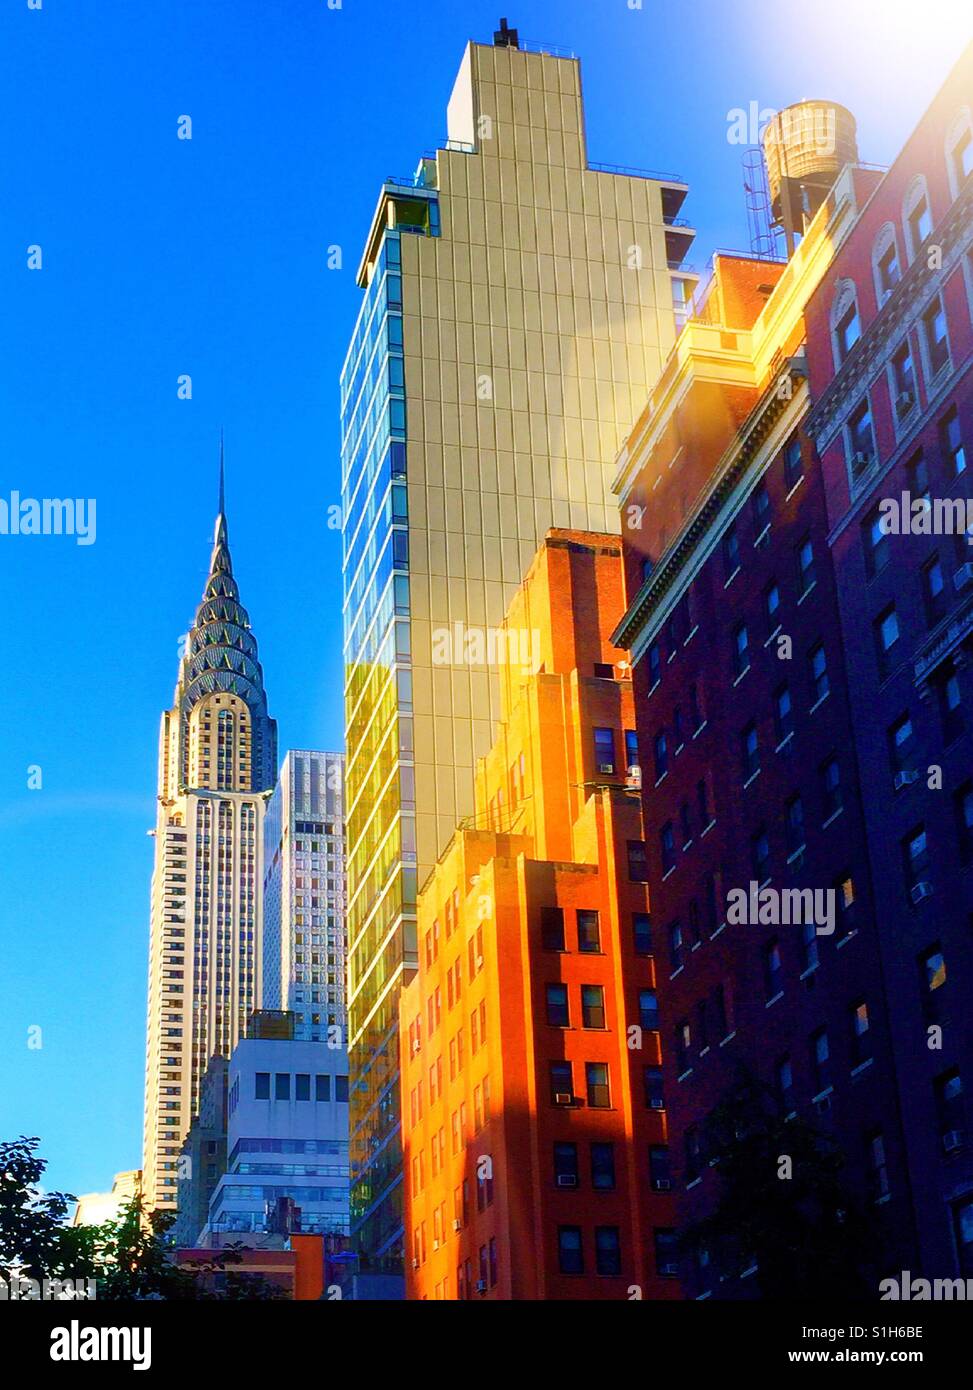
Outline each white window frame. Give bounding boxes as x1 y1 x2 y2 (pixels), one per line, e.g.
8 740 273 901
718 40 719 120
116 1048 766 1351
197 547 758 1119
945 106 973 202
830 278 861 371
872 221 901 308
902 174 933 263
916 290 952 389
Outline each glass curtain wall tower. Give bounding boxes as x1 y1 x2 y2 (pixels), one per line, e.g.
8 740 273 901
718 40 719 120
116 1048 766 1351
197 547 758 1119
340 31 693 1267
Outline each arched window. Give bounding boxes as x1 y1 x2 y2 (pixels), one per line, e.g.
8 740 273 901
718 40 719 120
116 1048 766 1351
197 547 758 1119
830 278 861 369
945 107 973 201
903 175 933 262
872 222 901 307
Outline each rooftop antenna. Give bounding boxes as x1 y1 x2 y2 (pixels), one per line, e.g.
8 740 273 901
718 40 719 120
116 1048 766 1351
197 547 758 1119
494 16 519 48
218 429 225 515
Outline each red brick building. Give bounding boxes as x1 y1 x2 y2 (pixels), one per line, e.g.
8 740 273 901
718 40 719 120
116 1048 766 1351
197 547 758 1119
803 41 973 1279
400 531 678 1300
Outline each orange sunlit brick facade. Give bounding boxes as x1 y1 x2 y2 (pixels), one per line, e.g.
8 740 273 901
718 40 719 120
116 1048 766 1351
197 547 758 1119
400 530 678 1300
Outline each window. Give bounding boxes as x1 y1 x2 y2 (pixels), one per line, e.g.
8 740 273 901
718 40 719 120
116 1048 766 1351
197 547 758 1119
675 1019 691 1072
591 1144 616 1192
785 795 805 857
660 823 676 875
889 712 916 778
255 1072 270 1100
554 1142 579 1186
809 643 829 703
489 1237 498 1289
835 296 861 363
654 730 668 780
295 1073 311 1102
594 726 616 775
648 641 661 687
920 944 947 999
577 909 601 952
955 1197 973 1278
741 721 760 779
904 178 933 259
751 827 770 883
668 920 684 973
633 912 652 956
723 523 741 578
586 1062 611 1109
639 989 659 1031
954 782 973 861
821 757 843 819
690 682 704 732
851 999 872 1066
580 984 605 1030
764 581 781 633
550 1061 573 1104
643 1066 664 1109
947 114 973 194
546 983 569 1028
752 480 771 533
680 800 692 847
275 1073 290 1101
802 919 819 973
867 1131 890 1202
891 340 917 416
811 1029 831 1093
848 398 875 479
697 778 712 828
649 1146 670 1190
625 728 639 773
874 604 900 677
934 1068 964 1144
764 939 783 1000
922 296 950 378
595 1226 621 1275
732 622 750 678
774 686 793 744
557 1226 584 1276
874 226 901 303
941 407 966 477
902 824 930 894
627 840 649 882
922 555 947 626
315 1073 331 1102
783 435 803 491
939 667 964 743
541 906 565 952
655 1229 678 1276
777 1056 795 1112
797 537 815 596
862 506 891 578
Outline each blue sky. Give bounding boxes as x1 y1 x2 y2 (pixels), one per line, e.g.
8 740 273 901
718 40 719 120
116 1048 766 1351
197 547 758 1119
0 0 968 1202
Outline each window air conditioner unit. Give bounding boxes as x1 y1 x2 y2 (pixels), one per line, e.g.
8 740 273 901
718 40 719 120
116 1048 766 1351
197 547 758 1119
653 1178 672 1192
851 451 870 472
411 1040 421 1053
476 956 484 969
476 1279 487 1294
660 1262 678 1277
412 1258 419 1269
433 1239 440 1251
943 1129 964 1154
598 763 615 775
556 1174 578 1188
910 881 933 905
953 563 973 591
895 391 914 415
626 767 642 789
452 1218 462 1231
554 1092 574 1106
650 1098 665 1110
893 769 919 790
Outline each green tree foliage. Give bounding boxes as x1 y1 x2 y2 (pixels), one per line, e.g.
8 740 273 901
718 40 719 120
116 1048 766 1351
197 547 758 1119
2 1137 287 1300
682 1070 880 1299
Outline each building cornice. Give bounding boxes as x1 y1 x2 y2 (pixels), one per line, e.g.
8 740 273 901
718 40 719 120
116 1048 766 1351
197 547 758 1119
806 182 973 449
613 355 808 653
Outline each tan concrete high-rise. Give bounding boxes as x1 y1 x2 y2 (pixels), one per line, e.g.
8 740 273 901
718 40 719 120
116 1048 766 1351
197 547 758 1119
341 26 694 1265
142 461 277 1213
